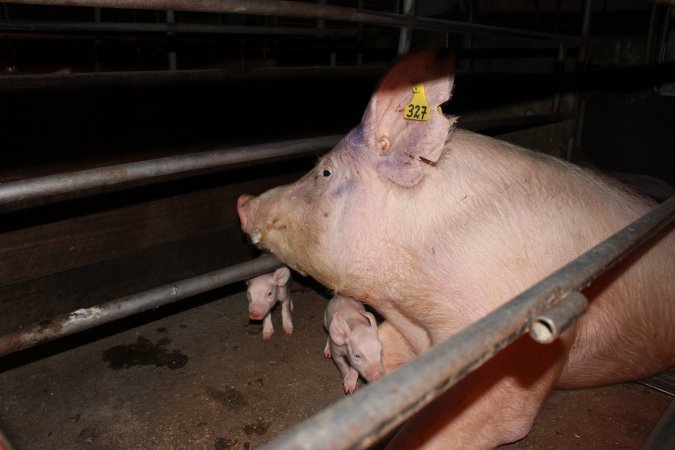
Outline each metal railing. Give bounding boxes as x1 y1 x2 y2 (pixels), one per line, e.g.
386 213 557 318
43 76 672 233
0 254 283 357
2 0 581 43
0 135 342 213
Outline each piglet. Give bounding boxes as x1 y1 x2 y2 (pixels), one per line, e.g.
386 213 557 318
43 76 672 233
323 295 385 394
246 266 292 340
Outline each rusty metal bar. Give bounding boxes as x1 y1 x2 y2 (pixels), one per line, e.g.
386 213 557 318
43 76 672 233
0 135 342 213
1 0 581 43
0 255 283 358
260 195 675 450
0 19 357 36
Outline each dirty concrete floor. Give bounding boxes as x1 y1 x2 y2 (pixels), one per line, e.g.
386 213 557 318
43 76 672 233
0 284 671 449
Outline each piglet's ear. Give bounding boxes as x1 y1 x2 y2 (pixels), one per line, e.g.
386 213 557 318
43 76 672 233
329 312 351 346
359 49 455 187
272 267 291 286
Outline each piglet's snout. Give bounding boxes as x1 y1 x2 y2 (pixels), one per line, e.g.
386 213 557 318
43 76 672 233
248 308 267 321
365 366 385 381
237 194 253 231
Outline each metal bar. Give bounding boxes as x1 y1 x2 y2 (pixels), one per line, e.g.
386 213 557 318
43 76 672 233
0 255 283 358
1 0 581 43
0 135 342 213
459 112 575 134
260 195 675 450
0 19 357 36
396 0 414 55
642 399 675 450
0 66 384 91
567 0 592 161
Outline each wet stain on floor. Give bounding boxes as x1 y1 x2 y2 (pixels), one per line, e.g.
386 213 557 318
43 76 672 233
205 386 248 410
102 336 189 370
242 418 270 436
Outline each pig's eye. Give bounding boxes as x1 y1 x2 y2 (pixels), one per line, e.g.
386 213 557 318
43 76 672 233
322 169 332 177
352 353 361 360
267 291 273 297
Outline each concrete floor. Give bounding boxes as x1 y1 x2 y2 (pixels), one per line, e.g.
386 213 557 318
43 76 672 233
0 276 670 450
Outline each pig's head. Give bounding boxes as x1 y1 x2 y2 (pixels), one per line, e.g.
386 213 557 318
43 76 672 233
237 49 455 294
330 310 385 382
246 267 290 320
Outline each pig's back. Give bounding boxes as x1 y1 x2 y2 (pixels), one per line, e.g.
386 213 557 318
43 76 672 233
441 130 674 386
324 295 365 328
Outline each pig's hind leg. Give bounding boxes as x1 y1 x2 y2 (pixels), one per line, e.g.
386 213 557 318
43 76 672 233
385 335 569 449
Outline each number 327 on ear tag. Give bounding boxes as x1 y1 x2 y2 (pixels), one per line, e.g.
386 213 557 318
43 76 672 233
403 83 430 121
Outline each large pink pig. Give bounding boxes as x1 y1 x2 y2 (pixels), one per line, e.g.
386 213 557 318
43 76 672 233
237 50 674 448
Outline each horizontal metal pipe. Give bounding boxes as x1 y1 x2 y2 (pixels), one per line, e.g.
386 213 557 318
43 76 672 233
0 115 567 213
0 66 384 91
2 0 580 42
0 255 283 358
261 195 675 450
0 19 357 36
0 135 342 213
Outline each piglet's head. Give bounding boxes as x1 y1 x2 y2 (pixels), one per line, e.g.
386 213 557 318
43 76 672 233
237 50 454 283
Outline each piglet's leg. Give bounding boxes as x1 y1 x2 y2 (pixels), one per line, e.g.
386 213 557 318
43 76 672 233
343 368 359 394
324 339 332 358
262 313 274 341
281 299 293 335
334 356 359 394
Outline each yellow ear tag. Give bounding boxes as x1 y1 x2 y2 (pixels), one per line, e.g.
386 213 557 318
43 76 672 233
403 83 430 121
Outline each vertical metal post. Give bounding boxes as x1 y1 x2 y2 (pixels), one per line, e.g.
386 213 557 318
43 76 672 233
657 5 672 65
567 0 592 161
93 7 102 71
356 0 364 65
645 2 658 65
397 0 415 55
458 0 475 71
166 10 177 70
552 41 566 115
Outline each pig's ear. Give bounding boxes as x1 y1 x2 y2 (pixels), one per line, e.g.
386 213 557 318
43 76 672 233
359 50 456 187
360 311 378 330
272 267 291 286
329 312 351 346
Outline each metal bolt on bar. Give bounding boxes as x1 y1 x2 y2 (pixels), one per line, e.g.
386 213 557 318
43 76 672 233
0 135 343 213
529 291 588 344
259 195 675 450
0 255 283 358
2 0 581 43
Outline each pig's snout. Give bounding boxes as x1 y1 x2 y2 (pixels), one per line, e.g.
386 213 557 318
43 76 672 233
237 194 253 231
364 367 385 382
248 308 267 321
